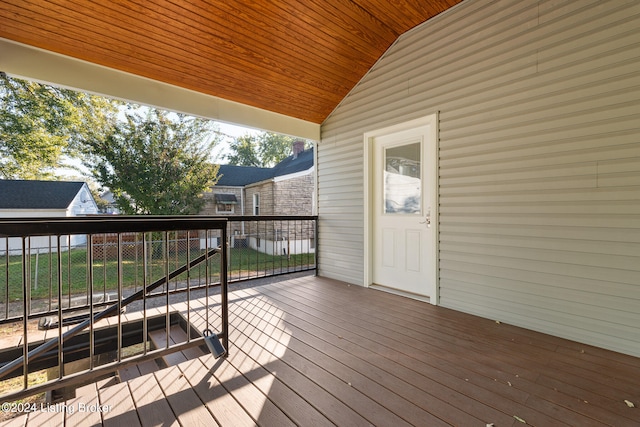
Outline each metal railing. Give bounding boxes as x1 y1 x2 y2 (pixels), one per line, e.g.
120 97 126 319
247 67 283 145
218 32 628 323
0 215 316 403
0 216 229 403
0 216 317 324
226 215 317 282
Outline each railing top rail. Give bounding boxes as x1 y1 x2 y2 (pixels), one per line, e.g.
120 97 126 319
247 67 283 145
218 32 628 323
228 215 318 221
0 215 229 237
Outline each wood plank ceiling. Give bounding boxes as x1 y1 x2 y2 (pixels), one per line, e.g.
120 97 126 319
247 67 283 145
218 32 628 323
0 0 462 124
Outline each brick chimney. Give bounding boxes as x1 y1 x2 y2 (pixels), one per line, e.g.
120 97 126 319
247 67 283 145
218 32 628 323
292 139 305 159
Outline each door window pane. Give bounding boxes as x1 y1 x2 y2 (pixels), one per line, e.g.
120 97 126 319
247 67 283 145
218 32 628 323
384 142 421 214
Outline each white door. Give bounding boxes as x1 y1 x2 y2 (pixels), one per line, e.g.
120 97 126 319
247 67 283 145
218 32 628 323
370 118 436 300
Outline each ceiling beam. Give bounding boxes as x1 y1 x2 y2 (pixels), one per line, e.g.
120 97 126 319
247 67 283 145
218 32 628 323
0 38 320 141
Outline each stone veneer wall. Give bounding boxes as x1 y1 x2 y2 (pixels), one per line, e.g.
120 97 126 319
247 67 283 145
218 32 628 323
274 174 313 216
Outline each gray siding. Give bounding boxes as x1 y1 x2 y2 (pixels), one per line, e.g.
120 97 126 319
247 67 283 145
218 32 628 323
319 0 640 356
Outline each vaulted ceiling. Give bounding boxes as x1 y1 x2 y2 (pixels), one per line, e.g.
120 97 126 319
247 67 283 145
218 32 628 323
0 0 462 128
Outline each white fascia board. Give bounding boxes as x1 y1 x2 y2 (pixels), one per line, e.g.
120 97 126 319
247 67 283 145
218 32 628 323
245 165 314 187
273 166 314 182
211 185 242 190
0 210 67 218
0 38 320 141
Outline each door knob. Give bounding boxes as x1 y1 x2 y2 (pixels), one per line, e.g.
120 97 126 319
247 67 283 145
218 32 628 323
419 209 431 227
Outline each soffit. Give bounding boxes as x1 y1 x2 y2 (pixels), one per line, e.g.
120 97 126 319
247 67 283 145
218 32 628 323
0 0 462 126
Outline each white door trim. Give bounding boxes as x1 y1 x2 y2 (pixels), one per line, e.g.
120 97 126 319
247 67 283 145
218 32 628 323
363 114 439 305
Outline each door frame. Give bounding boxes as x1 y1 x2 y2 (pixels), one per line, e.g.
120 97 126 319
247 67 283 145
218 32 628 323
363 114 439 305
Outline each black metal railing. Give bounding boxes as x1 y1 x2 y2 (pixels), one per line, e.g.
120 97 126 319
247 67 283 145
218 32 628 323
226 215 317 282
0 216 317 324
0 216 229 403
0 215 317 403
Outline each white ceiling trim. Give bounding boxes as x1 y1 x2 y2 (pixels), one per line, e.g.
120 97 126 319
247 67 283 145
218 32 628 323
0 38 320 141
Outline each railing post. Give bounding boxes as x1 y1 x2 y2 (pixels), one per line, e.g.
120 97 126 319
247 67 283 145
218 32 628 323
221 222 229 355
314 217 319 276
21 237 28 391
117 232 124 362
88 234 95 371
57 236 64 381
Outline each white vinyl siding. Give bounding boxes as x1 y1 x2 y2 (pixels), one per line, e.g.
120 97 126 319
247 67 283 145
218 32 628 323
318 0 640 357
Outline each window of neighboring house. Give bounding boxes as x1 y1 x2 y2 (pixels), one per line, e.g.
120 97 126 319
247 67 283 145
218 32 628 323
214 194 237 214
253 193 260 215
216 203 234 214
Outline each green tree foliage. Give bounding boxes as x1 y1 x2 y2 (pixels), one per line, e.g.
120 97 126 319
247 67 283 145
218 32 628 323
89 187 111 213
0 74 117 179
226 132 309 167
226 134 261 167
83 108 220 215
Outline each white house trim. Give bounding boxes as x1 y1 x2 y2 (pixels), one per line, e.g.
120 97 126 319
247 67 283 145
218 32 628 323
363 114 439 304
0 38 320 141
273 166 314 183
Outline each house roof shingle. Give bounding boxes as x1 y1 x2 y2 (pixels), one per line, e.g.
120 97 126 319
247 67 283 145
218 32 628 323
0 180 86 210
216 148 313 187
270 148 314 178
216 165 273 187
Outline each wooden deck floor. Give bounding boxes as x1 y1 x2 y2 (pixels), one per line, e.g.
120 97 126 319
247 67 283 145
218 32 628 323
3 275 639 426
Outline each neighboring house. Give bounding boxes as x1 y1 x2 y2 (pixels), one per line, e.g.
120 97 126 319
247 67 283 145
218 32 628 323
201 143 315 255
0 180 99 254
99 190 119 214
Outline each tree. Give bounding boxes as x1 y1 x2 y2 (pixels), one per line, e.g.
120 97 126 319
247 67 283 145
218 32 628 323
226 132 309 167
258 132 300 166
225 134 261 167
0 73 117 179
83 107 220 215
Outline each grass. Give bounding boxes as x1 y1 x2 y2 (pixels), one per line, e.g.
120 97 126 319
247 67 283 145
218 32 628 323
0 246 315 304
0 371 47 422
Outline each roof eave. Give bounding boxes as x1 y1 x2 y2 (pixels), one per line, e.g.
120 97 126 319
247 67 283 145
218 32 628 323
0 38 321 141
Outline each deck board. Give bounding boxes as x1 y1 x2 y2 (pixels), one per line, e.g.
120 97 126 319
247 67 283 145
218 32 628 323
127 374 179 427
187 301 334 426
2 274 638 426
24 404 62 427
228 287 460 426
220 307 382 426
117 365 143 382
198 347 297 427
0 416 24 427
274 277 640 424
250 277 638 426
97 378 141 427
174 356 257 427
65 383 103 427
248 281 530 425
152 365 219 426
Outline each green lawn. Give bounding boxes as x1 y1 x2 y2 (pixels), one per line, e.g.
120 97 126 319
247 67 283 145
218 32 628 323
0 247 314 303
